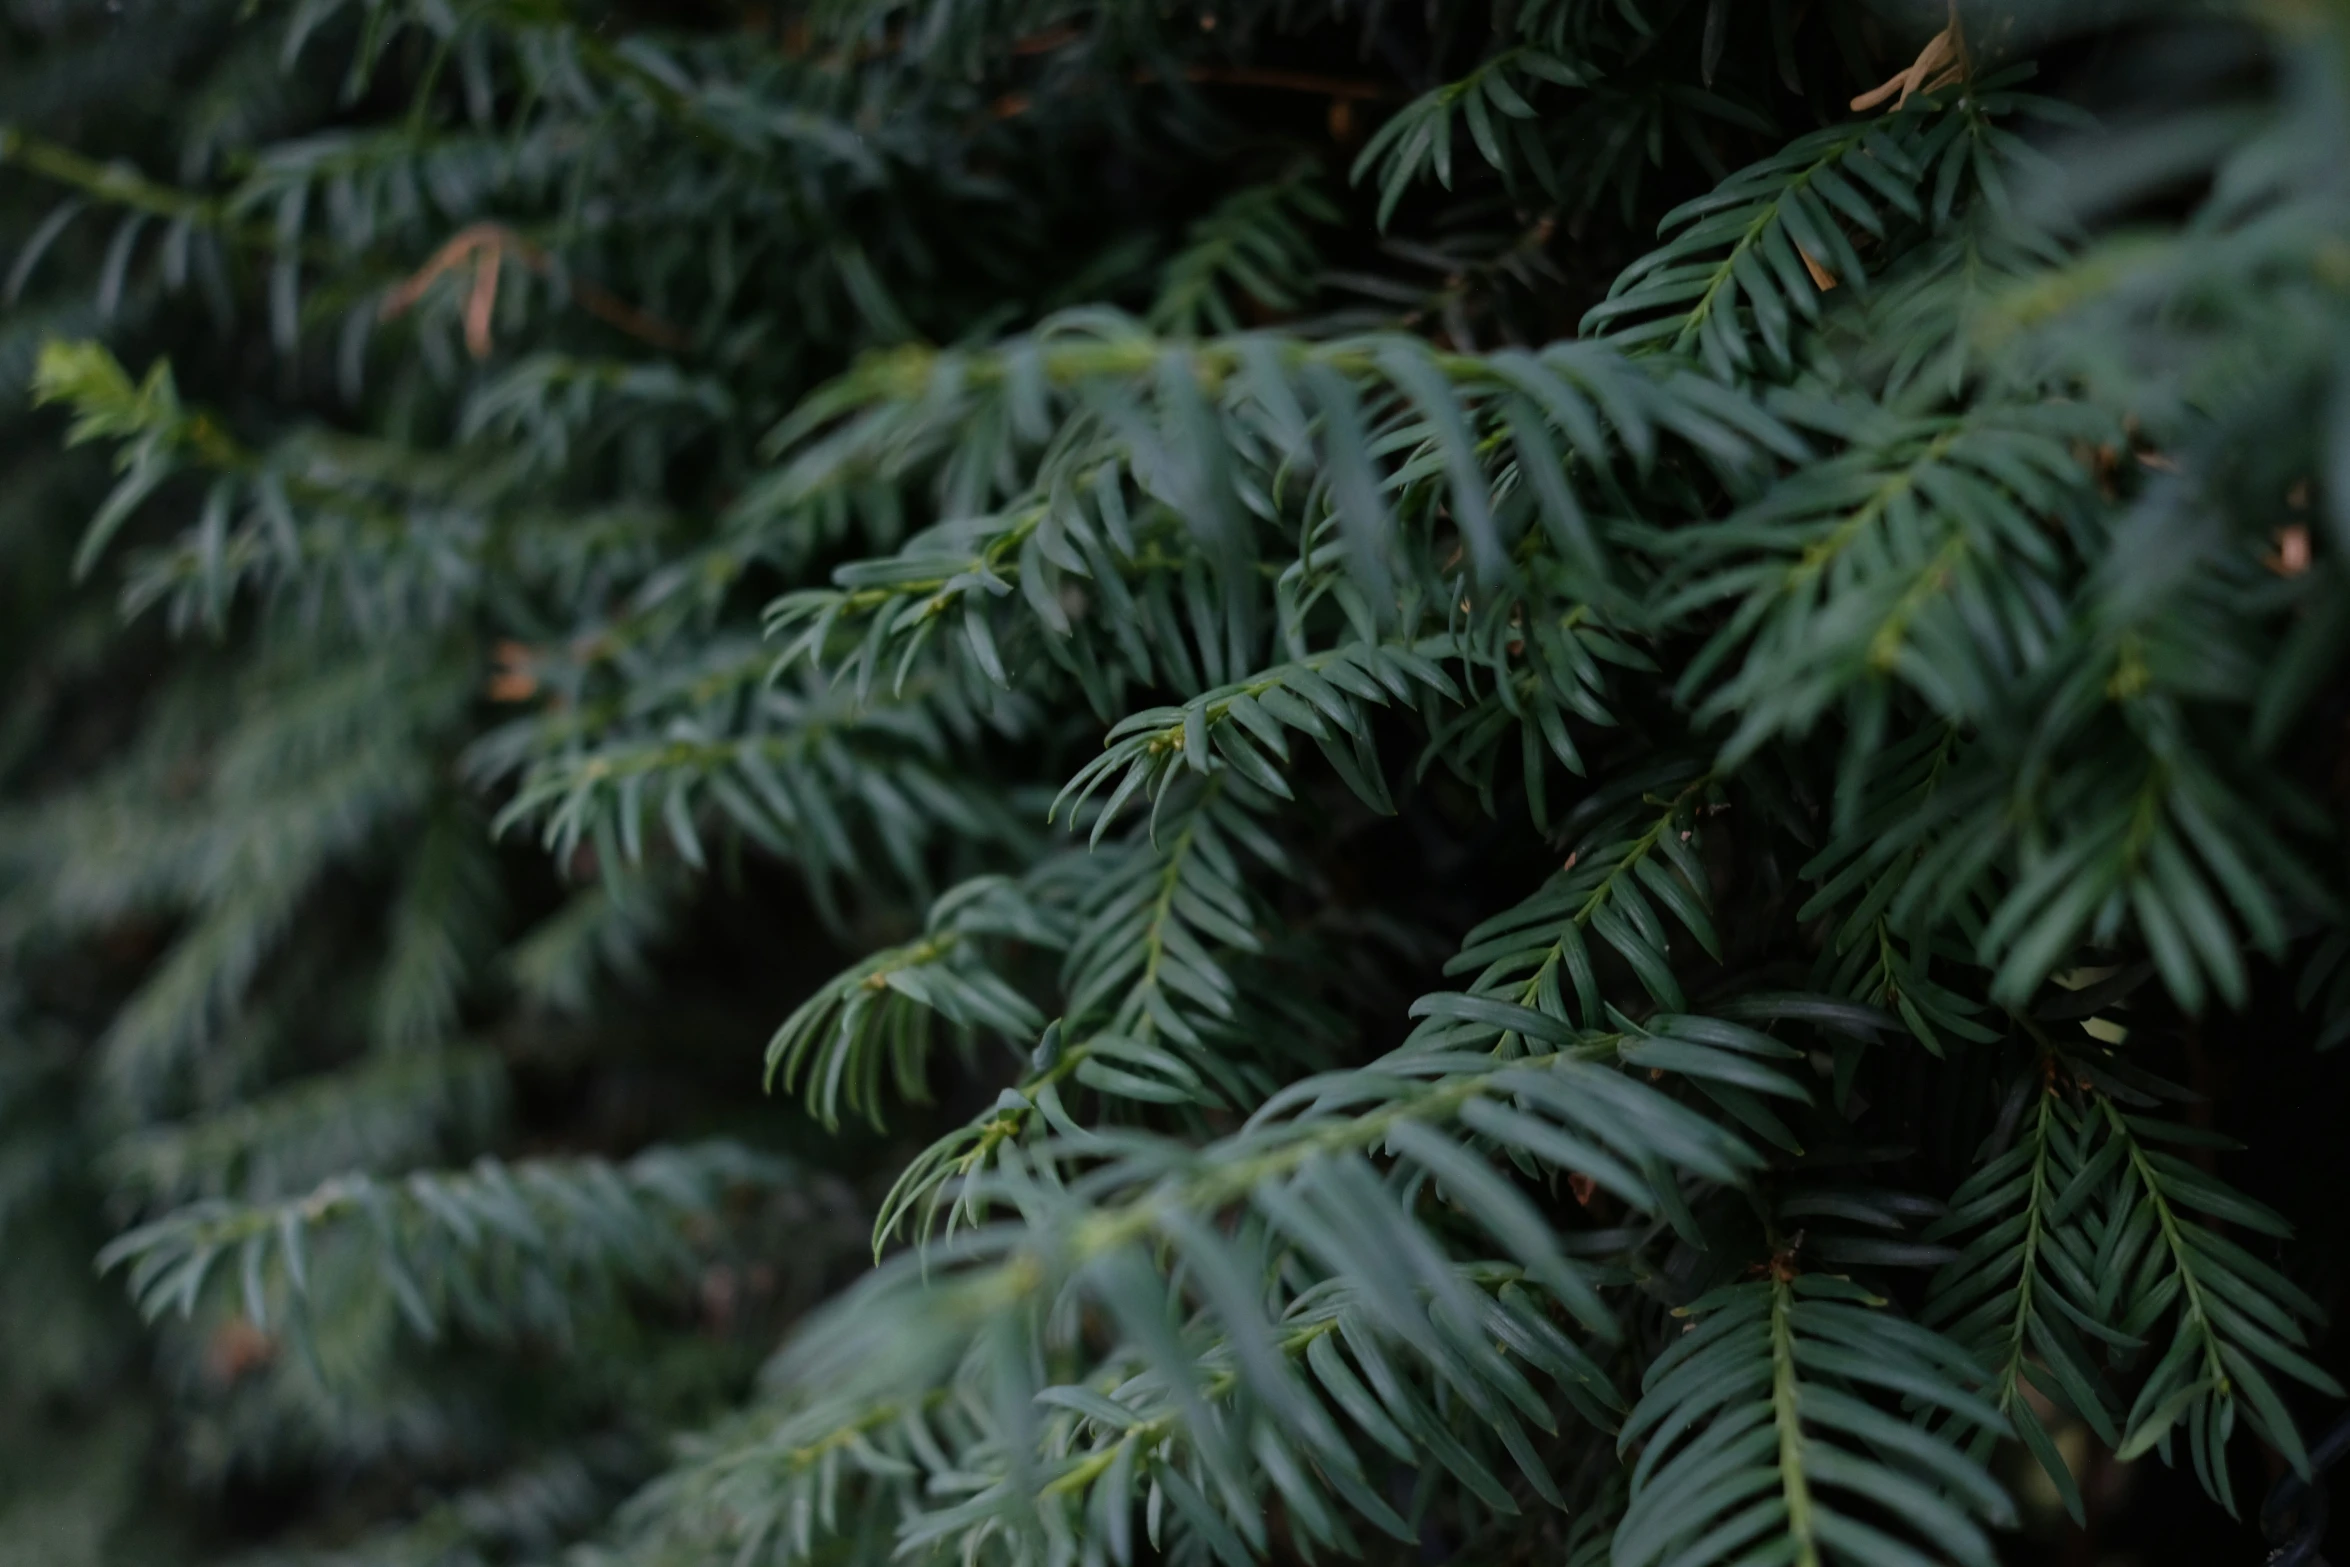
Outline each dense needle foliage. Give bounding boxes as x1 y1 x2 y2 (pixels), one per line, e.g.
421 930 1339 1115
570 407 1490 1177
4 0 2350 1562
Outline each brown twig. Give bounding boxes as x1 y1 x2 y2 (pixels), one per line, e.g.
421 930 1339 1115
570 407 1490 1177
568 277 693 353
2267 525 2312 577
379 222 688 358
1011 26 1084 55
1796 244 1839 291
1850 0 1968 113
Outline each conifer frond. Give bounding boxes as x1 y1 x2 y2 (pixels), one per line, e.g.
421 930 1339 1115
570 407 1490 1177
98 1142 817 1342
1057 638 1459 822
1149 169 1335 339
869 783 1344 1246
1795 722 2001 1053
500 877 684 1018
1585 94 1961 373
1352 48 1589 227
646 1031 1769 1566
373 800 503 1052
1923 1061 2125 1521
2094 1090 2340 1494
1660 398 2106 759
458 355 737 476
1615 1268 2014 1567
106 1045 507 1207
768 873 1062 1131
34 340 693 631
485 664 1033 896
1421 772 1722 1041
760 312 1792 588
1927 1029 2344 1512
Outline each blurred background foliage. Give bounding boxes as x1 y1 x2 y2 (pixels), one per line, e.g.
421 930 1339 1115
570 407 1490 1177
2 1 2349 1565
